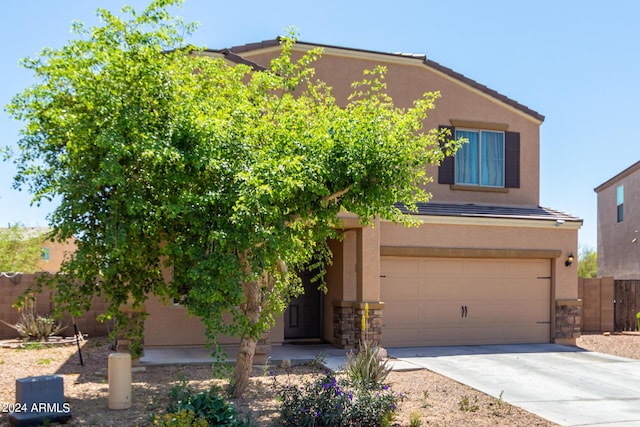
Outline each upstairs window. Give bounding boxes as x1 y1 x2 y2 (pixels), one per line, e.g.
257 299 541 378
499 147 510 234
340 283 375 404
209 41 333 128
617 185 624 223
40 248 50 261
438 126 520 189
455 129 504 187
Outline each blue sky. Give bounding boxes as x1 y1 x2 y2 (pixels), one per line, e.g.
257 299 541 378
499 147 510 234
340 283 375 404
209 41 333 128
2 0 639 250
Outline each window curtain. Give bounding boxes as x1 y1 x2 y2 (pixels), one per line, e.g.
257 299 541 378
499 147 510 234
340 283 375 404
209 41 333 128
481 131 504 186
455 130 479 185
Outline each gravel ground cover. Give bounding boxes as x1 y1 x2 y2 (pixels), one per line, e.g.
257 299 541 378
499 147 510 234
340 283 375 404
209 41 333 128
0 333 636 426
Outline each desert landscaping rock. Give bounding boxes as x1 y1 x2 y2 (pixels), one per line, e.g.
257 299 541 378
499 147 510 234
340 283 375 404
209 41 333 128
0 334 636 426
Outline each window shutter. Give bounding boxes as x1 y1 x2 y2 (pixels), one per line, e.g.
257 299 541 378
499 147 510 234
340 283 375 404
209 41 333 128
504 131 520 188
438 125 455 184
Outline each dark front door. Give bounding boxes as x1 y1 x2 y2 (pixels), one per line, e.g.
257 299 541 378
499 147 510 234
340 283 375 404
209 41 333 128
284 269 323 340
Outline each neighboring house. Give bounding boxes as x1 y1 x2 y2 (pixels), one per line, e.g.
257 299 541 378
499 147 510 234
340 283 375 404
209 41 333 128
143 39 583 352
594 161 640 279
0 227 74 273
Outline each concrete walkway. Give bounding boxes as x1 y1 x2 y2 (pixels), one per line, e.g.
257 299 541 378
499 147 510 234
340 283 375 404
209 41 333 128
141 343 640 426
141 343 350 371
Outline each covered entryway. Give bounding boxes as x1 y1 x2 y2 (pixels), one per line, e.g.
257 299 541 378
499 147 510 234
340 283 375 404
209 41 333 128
380 257 551 347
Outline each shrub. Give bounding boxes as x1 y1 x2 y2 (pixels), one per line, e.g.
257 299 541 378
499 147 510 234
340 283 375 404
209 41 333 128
163 378 252 427
1 307 65 341
346 303 392 389
150 410 208 427
345 339 391 389
275 371 398 427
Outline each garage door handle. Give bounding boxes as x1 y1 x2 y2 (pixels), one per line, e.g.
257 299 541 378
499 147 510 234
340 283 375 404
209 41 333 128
461 305 468 318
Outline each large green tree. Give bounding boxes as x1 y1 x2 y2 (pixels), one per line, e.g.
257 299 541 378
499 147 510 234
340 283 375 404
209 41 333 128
0 224 45 274
578 245 598 278
6 0 459 396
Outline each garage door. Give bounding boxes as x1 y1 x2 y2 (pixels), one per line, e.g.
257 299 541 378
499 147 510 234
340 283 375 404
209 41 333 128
380 257 551 347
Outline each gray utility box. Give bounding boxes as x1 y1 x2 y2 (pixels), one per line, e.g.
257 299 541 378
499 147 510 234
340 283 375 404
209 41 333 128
9 375 72 426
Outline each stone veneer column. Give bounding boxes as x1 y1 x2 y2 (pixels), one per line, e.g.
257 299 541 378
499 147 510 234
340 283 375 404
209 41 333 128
555 299 581 345
333 301 356 348
333 300 384 348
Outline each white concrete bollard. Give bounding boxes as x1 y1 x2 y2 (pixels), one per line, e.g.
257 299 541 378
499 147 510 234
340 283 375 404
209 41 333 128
108 353 132 409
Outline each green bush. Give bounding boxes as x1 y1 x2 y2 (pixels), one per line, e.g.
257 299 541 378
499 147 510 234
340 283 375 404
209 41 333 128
636 312 640 331
162 378 252 427
275 371 398 427
150 410 208 427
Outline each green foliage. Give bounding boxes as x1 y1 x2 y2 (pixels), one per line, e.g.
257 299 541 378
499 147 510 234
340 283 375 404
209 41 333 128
409 412 422 427
489 390 511 417
636 312 640 331
164 379 251 427
345 340 391 389
1 302 66 341
274 371 398 427
578 245 598 278
458 395 479 412
150 410 208 427
5 0 461 394
0 224 46 273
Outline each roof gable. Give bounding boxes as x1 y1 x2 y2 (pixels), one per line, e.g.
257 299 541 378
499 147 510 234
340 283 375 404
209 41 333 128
219 38 544 124
594 160 640 193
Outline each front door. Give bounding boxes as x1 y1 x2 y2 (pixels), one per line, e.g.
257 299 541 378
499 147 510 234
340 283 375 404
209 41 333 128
284 269 323 340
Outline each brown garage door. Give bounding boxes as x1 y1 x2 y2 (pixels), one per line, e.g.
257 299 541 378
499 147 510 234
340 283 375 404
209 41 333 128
380 257 551 347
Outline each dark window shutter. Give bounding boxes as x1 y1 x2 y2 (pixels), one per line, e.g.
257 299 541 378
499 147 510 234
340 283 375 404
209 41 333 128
438 125 455 184
504 131 520 188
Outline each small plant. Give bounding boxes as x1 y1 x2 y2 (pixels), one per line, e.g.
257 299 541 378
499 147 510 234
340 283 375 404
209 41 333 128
163 377 251 427
420 390 430 408
409 411 422 427
274 370 398 427
22 341 44 350
490 391 511 417
37 358 53 365
346 303 392 389
150 410 208 427
1 305 66 341
458 395 479 412
636 311 640 331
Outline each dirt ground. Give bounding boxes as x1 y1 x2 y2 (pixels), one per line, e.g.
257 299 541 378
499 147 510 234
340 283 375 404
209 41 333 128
0 333 637 426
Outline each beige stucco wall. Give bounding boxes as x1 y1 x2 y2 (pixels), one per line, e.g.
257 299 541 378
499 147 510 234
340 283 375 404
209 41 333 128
242 45 541 207
596 165 640 279
38 238 76 273
379 219 579 301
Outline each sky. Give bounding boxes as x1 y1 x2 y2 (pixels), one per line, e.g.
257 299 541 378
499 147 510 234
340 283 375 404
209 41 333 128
1 0 639 250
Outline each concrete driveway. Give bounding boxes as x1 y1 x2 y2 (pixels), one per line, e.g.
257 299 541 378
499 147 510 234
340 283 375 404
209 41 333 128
388 344 640 426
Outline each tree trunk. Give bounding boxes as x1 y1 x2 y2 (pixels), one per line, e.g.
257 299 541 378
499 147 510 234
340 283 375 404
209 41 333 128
231 259 262 398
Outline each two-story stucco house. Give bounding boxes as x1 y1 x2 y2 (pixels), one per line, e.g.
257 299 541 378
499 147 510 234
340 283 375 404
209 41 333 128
143 40 583 353
595 161 640 279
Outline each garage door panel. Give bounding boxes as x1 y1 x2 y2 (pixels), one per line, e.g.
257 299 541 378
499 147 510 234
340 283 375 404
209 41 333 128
381 277 421 300
421 277 462 299
419 302 463 323
418 327 464 346
463 278 505 299
503 302 549 322
381 328 419 347
382 302 419 327
383 258 421 275
381 256 551 346
420 258 463 275
504 280 549 300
